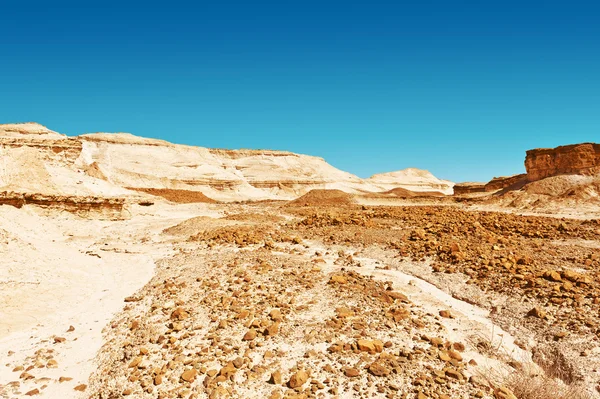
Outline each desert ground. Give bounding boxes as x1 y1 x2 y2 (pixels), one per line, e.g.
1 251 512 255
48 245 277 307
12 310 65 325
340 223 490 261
2 192 600 399
1 124 600 399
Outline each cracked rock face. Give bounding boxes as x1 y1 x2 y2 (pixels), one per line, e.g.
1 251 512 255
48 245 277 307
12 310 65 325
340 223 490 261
525 143 600 181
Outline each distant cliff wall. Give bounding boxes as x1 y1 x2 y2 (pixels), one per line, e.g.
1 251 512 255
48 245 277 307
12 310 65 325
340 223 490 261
453 174 527 195
525 143 600 182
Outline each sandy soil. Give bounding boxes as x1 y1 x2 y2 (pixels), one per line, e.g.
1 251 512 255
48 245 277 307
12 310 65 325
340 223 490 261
0 202 222 398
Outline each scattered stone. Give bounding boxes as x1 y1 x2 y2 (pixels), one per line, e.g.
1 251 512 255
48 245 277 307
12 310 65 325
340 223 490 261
243 328 257 341
288 370 309 388
357 339 383 353
527 307 546 319
494 387 518 399
270 370 282 385
439 310 453 318
181 368 198 383
368 362 389 377
329 275 348 284
344 368 360 377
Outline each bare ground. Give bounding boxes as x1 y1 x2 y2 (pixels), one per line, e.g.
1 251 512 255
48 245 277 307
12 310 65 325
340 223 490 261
1 200 600 399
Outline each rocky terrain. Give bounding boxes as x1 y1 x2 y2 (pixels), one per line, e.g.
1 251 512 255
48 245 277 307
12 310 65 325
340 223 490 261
1 123 599 399
3 197 598 399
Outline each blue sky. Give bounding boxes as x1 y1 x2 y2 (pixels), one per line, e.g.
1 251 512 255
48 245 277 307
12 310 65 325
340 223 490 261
1 1 599 182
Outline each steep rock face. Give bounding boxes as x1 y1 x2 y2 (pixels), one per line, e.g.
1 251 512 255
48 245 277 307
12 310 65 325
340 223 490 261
525 143 600 182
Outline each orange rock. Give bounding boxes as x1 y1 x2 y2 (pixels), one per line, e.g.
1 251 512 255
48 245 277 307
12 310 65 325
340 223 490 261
288 370 308 388
269 370 282 384
329 275 348 284
243 328 257 341
74 384 87 392
525 143 600 181
265 322 280 336
181 368 197 382
357 339 383 353
439 310 453 318
344 368 360 377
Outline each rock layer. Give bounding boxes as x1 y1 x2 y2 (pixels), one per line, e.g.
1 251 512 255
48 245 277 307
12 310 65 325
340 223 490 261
525 143 600 181
454 174 527 195
0 191 127 219
0 123 453 204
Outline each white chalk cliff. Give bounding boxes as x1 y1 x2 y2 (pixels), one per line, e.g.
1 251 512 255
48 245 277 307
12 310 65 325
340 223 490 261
0 123 454 201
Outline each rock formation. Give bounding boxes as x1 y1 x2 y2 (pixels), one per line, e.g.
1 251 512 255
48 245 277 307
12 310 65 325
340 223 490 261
455 142 600 197
452 182 487 195
0 123 453 206
454 174 527 195
366 168 454 195
525 143 600 181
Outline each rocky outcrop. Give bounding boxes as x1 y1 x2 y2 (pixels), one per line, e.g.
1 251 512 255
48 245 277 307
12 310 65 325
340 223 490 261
453 182 487 195
454 174 527 196
455 143 600 197
485 174 528 192
0 191 127 219
525 143 600 182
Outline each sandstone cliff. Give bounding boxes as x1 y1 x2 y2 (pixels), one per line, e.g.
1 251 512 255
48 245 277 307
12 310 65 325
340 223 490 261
0 123 453 205
525 143 600 181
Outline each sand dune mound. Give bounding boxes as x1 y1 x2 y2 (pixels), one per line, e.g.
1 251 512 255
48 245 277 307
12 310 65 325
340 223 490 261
286 189 356 206
127 188 217 203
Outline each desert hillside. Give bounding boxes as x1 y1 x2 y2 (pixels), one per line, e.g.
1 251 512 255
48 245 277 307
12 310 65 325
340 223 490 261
0 123 452 204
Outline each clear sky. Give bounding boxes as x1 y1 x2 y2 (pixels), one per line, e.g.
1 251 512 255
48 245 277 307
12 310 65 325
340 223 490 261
1 1 598 182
